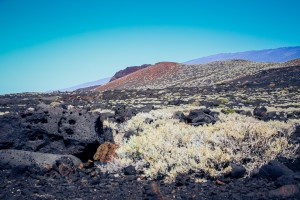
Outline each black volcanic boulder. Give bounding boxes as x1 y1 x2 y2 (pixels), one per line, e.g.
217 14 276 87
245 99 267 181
0 105 108 161
123 165 136 176
0 149 81 170
185 109 218 126
229 163 246 178
172 111 187 122
257 160 294 180
254 106 289 121
168 99 183 106
253 106 267 120
114 104 126 116
113 104 138 123
0 114 19 150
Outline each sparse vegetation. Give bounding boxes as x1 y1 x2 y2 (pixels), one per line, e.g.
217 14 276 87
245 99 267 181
221 108 235 114
95 60 290 91
1 59 300 199
269 82 276 87
218 97 229 104
101 107 298 180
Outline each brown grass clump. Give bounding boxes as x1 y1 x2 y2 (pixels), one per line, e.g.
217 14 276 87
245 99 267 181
93 142 119 162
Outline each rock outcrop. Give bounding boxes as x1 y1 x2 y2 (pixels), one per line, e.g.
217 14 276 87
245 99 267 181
0 105 107 161
174 109 219 126
109 64 151 82
0 149 81 169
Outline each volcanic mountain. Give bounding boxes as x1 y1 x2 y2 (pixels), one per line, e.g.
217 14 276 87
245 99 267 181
109 64 151 82
95 59 299 92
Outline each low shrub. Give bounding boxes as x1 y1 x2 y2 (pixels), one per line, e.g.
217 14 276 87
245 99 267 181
103 107 298 180
221 108 235 114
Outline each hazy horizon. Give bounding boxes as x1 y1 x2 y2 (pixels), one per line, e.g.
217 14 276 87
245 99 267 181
1 0 300 94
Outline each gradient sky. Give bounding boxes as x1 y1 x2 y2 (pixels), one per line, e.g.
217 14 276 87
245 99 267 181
0 0 300 94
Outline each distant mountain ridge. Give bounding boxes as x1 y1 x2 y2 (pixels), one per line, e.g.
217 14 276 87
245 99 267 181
58 77 110 92
184 46 300 64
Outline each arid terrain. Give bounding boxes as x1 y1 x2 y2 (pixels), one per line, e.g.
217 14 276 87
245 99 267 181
0 59 300 199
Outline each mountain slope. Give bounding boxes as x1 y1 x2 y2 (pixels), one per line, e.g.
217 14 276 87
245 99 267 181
184 46 300 64
96 62 178 91
110 64 151 82
95 59 297 92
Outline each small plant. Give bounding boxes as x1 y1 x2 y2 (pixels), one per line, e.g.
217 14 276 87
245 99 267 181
221 108 235 114
50 101 60 107
190 101 200 106
242 100 254 104
218 97 229 104
269 82 276 87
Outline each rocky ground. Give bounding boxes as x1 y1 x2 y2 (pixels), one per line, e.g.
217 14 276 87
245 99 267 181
0 66 300 199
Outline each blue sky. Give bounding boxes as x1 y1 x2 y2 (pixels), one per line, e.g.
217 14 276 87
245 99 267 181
0 0 299 94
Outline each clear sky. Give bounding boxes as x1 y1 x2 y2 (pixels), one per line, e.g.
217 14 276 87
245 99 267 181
0 0 299 94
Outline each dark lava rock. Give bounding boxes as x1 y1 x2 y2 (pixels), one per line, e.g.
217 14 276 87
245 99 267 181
168 99 183 106
101 112 115 121
0 105 106 161
175 174 190 187
201 108 211 114
123 165 136 176
115 115 125 123
114 104 126 115
143 184 156 197
123 130 138 140
113 104 137 123
0 149 81 170
82 161 94 169
140 104 155 113
102 126 115 143
293 125 300 140
258 160 294 180
0 114 20 150
230 164 246 178
212 99 221 107
276 174 299 186
199 99 223 108
186 109 218 126
267 184 299 199
172 111 187 122
235 110 252 117
109 64 151 82
186 110 204 121
253 106 267 120
145 118 154 124
125 108 138 119
57 162 73 176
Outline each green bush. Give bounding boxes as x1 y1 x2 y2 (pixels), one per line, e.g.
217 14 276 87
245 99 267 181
221 108 235 114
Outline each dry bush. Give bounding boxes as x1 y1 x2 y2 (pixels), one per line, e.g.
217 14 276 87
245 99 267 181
103 107 298 180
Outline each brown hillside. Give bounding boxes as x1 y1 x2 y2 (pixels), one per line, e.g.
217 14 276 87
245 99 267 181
95 59 291 92
96 62 179 91
109 64 151 82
